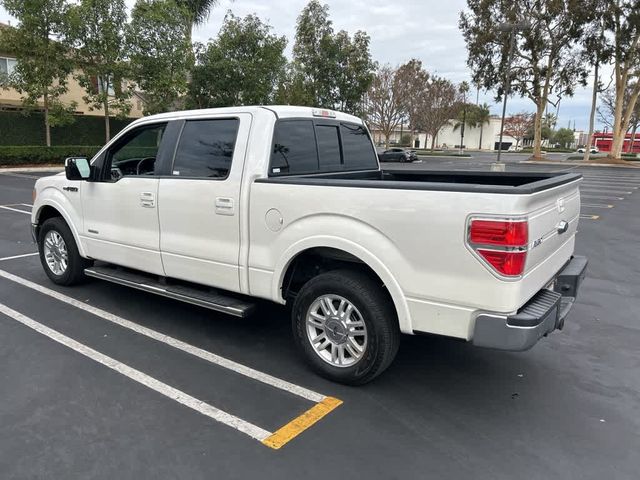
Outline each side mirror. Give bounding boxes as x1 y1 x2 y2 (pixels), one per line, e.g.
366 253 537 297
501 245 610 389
65 157 91 181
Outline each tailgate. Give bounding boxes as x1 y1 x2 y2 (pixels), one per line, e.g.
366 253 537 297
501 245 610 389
524 179 581 276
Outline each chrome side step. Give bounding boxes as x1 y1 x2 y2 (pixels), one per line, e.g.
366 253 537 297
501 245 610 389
84 266 255 318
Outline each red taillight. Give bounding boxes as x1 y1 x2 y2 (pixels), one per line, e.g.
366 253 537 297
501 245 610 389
476 250 527 276
470 220 528 246
468 218 529 277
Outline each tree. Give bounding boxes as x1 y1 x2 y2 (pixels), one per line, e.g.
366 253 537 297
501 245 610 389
581 4 612 161
187 12 287 108
331 29 375 115
415 77 464 151
598 84 640 151
503 112 534 148
553 127 576 148
472 103 492 149
365 65 407 149
127 0 192 115
460 0 595 159
603 0 640 160
290 0 375 113
174 0 219 45
1 0 76 146
67 0 131 141
394 59 429 121
453 102 492 149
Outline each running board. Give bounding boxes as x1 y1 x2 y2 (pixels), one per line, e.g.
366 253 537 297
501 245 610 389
84 266 255 318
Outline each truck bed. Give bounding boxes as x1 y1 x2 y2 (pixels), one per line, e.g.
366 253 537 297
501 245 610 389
255 169 582 195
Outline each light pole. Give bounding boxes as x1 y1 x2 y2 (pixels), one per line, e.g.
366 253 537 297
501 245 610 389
492 21 529 171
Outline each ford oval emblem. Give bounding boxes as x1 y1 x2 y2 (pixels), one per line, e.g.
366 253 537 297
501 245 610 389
557 197 565 213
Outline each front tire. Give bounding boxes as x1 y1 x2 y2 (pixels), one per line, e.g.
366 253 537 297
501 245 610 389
38 217 91 286
292 269 400 385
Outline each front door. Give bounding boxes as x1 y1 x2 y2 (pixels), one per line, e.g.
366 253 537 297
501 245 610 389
158 114 250 293
81 122 169 275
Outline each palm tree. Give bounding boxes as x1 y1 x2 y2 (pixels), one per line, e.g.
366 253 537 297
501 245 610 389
175 0 219 44
475 103 491 149
453 102 492 149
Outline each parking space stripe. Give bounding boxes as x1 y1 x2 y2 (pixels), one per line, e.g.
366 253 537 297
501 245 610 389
0 252 39 262
262 396 343 450
580 214 600 220
0 302 272 442
582 190 633 195
0 205 31 215
581 204 614 208
0 268 327 403
581 194 625 200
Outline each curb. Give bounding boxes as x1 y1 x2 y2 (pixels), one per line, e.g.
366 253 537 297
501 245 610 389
520 160 640 168
0 166 64 173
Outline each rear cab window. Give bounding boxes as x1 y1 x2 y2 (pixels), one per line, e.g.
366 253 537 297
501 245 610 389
270 118 377 176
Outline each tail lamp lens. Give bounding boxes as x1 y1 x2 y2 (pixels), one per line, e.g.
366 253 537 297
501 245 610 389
468 219 529 277
476 249 527 276
469 220 528 246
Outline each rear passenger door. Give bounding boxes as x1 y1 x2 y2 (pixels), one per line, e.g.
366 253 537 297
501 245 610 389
157 114 251 292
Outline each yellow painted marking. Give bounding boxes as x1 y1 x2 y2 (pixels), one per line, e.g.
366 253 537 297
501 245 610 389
580 214 600 220
262 396 343 449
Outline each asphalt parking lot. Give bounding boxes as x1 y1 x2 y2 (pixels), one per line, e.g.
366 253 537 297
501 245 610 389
1 161 639 479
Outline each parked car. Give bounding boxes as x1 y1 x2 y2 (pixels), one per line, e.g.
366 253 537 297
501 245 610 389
31 106 587 385
378 147 418 162
508 144 523 152
577 146 599 154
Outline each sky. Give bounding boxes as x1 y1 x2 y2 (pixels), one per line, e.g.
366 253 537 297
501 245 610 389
0 0 605 131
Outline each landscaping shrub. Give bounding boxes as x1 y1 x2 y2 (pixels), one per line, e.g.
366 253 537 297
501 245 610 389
0 146 102 166
0 111 133 146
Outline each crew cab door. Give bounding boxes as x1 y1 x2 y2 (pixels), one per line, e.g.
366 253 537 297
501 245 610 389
157 114 250 292
81 122 170 275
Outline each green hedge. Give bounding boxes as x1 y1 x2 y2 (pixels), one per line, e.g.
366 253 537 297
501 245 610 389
0 111 134 146
0 145 102 166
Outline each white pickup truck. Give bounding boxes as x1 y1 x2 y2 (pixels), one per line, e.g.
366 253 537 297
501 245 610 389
31 106 587 384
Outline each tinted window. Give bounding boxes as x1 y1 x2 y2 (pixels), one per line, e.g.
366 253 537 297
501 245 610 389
340 123 377 170
271 120 318 175
173 119 239 178
316 125 341 170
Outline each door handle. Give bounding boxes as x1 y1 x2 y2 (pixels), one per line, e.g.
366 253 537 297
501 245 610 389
215 197 234 216
140 192 155 208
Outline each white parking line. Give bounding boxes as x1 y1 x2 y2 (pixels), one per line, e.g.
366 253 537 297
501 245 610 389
0 302 272 442
581 204 614 208
0 253 39 262
581 194 625 200
0 268 325 403
581 188 633 194
0 205 31 215
581 180 640 188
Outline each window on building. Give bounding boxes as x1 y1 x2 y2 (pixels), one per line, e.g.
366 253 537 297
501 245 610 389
97 75 116 96
0 57 17 81
172 119 239 179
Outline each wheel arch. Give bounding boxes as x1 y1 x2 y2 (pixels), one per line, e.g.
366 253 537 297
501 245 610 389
34 199 87 258
274 238 412 334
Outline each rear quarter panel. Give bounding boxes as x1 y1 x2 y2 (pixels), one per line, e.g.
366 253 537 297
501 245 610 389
248 177 581 339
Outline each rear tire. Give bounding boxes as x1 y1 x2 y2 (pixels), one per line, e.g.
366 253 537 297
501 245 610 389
38 217 91 286
292 269 400 385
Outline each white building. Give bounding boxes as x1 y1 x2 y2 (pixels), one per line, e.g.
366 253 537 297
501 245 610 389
370 116 525 151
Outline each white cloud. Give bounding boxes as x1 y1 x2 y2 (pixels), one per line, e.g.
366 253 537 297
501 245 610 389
0 0 602 130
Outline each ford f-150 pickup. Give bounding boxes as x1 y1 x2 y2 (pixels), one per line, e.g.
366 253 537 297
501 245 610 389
31 106 587 384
